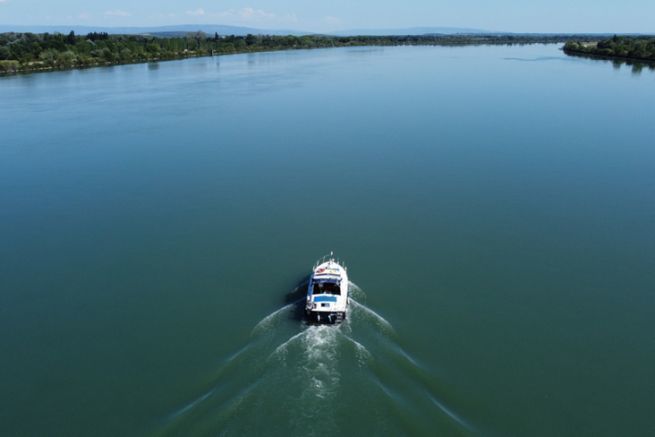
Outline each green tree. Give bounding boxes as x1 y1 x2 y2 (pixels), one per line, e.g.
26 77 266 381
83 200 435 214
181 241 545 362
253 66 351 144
120 48 133 61
0 60 20 73
57 50 77 67
39 49 58 66
101 47 114 62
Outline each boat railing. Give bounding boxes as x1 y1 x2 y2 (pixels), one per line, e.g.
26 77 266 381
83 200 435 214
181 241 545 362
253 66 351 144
313 251 347 271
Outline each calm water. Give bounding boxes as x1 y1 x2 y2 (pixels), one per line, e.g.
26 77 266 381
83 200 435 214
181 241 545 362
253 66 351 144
1 45 654 436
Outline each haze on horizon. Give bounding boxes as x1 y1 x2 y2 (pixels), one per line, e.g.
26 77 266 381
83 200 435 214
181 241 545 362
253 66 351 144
0 0 653 34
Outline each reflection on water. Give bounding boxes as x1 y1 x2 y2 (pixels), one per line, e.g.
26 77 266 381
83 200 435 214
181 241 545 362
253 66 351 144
565 50 655 75
504 56 575 62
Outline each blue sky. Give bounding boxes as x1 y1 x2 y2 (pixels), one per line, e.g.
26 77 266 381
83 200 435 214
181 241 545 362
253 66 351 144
0 0 653 33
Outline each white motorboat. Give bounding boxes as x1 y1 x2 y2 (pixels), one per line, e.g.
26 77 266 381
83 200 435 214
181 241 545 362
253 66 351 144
305 252 348 324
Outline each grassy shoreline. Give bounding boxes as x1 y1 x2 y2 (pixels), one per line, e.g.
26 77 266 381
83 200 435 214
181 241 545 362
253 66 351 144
0 46 302 75
0 32 610 76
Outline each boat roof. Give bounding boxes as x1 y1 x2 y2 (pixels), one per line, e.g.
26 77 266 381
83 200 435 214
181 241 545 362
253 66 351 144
314 263 342 273
312 275 341 284
311 259 345 283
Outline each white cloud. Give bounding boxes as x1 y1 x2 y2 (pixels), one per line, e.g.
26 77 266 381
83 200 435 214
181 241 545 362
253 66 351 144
186 8 205 16
105 10 131 17
179 6 297 26
239 7 275 20
0 0 9 4
64 11 91 20
209 7 297 24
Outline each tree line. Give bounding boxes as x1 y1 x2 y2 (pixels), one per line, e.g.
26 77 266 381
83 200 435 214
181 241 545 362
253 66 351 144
564 36 655 62
1 31 607 74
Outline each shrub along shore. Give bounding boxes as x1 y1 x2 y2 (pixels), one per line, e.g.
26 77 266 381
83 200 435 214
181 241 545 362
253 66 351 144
0 32 610 75
564 35 655 64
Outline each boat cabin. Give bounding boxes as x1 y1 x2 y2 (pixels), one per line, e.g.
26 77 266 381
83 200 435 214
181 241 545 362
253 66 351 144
312 279 341 295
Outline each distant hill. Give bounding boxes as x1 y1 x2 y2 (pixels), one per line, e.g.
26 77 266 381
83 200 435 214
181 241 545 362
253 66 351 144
0 24 495 37
328 27 494 36
0 24 309 36
2 24 638 38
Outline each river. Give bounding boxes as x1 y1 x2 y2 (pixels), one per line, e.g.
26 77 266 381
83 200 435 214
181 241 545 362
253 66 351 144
1 44 654 436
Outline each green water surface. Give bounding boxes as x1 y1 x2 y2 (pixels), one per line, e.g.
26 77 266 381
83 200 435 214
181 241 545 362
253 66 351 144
1 45 654 436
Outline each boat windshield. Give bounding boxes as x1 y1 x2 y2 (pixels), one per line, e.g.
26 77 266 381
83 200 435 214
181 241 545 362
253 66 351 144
313 282 341 295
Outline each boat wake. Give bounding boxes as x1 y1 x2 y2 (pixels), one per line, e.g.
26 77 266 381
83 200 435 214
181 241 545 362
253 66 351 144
251 299 302 336
159 281 473 436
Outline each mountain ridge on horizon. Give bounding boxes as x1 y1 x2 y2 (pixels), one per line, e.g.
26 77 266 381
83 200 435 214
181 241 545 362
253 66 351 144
0 24 305 36
0 24 498 36
0 24 641 37
330 26 494 36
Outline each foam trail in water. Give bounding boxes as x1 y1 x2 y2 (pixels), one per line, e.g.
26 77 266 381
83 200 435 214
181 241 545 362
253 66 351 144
211 381 261 427
251 298 302 336
164 279 462 436
300 325 341 400
429 394 475 432
348 281 367 301
349 299 395 335
169 389 214 420
339 332 372 366
387 341 423 369
269 330 306 361
221 344 251 367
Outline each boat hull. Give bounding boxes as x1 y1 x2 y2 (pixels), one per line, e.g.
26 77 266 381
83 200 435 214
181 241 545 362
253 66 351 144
305 310 346 325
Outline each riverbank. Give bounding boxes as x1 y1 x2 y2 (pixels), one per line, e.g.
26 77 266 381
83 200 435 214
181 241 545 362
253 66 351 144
1 32 608 75
563 36 655 64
